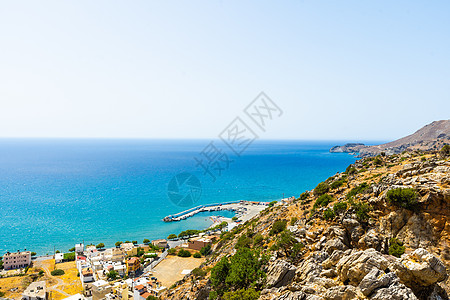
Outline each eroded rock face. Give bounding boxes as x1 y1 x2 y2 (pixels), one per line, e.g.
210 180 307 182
322 285 358 300
358 268 396 296
266 260 297 288
400 248 448 286
336 248 390 285
369 281 418 300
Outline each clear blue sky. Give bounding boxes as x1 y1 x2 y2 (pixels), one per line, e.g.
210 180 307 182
0 1 449 140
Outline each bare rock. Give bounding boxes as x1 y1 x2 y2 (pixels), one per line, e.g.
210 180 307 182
400 248 448 286
336 248 390 285
358 267 397 296
323 285 359 300
266 260 297 288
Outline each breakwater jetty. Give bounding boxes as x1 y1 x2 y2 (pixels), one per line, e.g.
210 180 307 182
163 200 269 222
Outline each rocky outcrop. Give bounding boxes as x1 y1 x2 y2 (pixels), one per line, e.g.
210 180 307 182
266 260 297 288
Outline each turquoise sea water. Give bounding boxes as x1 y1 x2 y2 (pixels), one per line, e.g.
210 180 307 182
0 139 359 255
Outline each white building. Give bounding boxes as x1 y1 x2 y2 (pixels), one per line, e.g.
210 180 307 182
2 251 31 270
55 253 64 264
113 264 126 277
22 281 47 300
75 243 84 253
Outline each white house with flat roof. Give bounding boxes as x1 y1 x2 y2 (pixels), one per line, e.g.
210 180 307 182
22 281 47 300
55 253 64 264
75 243 84 253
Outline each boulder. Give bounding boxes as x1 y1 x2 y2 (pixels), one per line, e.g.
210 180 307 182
323 285 358 300
266 260 297 288
369 281 418 300
336 248 390 285
358 268 397 296
400 248 447 286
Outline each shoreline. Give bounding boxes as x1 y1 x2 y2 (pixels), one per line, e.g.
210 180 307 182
27 200 270 260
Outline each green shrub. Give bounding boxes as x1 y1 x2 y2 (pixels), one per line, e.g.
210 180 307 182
290 217 298 226
193 252 201 258
146 296 159 300
269 219 287 235
168 248 177 255
38 270 44 276
253 234 264 246
63 252 75 261
373 157 383 166
299 191 309 200
386 188 418 210
333 202 347 214
192 267 208 278
209 291 219 300
323 208 335 221
346 182 370 199
440 145 450 158
314 182 330 196
223 288 260 300
313 194 332 209
345 165 357 175
352 202 371 221
330 179 344 189
200 244 212 256
51 269 65 276
177 249 191 257
235 236 253 249
268 201 277 207
389 238 405 258
232 216 238 221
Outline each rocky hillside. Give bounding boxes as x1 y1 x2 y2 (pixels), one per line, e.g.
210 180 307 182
160 147 450 300
331 120 450 157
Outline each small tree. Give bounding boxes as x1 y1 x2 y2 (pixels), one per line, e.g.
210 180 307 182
107 270 119 280
143 239 150 244
193 252 202 258
314 182 330 196
313 194 333 209
132 240 138 245
268 201 277 207
167 234 177 240
55 250 60 254
386 188 418 210
96 243 105 249
323 208 335 221
115 241 123 247
31 252 37 256
200 244 212 256
68 247 75 252
439 144 450 158
299 191 309 201
269 219 287 235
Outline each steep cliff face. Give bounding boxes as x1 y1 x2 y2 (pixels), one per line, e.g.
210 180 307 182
331 120 450 157
160 149 450 300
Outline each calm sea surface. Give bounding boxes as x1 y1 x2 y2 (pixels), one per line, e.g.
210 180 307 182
0 139 360 255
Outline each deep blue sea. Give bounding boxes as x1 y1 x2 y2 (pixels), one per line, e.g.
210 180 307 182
0 139 360 255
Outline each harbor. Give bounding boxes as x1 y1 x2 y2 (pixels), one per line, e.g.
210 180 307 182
163 200 269 222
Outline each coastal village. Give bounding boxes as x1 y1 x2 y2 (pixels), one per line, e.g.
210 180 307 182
0 201 269 300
